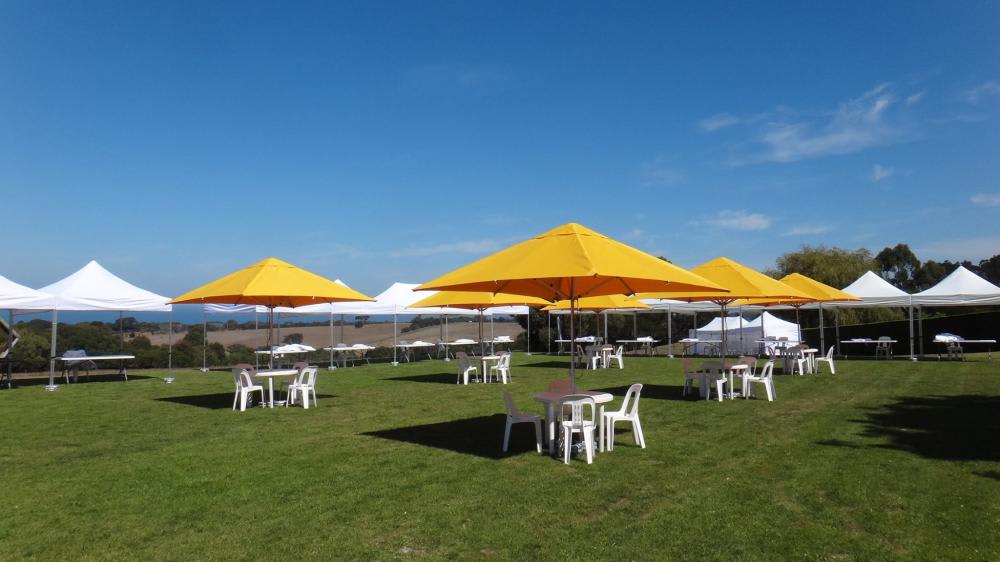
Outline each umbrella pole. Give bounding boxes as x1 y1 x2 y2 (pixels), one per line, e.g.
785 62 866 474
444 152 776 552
490 314 494 355
819 304 825 354
167 309 173 372
341 314 345 345
720 303 727 358
254 311 260 370
329 311 334 369
479 309 485 359
202 310 208 372
795 307 802 343
835 310 841 357
547 312 551 354
526 310 531 355
667 306 673 358
268 307 275 369
569 279 577 392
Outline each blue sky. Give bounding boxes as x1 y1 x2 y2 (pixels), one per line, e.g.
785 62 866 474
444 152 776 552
3 1 999 304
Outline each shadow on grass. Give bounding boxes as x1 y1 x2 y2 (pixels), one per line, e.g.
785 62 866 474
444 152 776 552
362 414 539 459
520 361 571 369
975 470 1000 481
590 384 690 401
13 373 155 387
156 392 337 410
824 394 1000 461
385 373 456 385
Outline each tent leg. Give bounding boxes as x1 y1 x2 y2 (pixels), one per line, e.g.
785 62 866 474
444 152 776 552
908 299 915 361
918 307 924 357
47 310 58 391
819 304 825 355
667 306 673 358
835 310 841 358
392 314 398 366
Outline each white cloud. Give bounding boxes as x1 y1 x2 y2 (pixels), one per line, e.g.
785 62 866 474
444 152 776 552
970 193 1000 207
871 164 895 182
755 83 914 163
698 210 771 231
639 156 683 187
390 239 501 258
905 91 925 105
781 225 831 237
915 236 1000 261
963 81 1000 104
698 113 741 132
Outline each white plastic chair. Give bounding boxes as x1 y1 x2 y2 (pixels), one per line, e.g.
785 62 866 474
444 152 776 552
875 337 893 360
231 367 264 411
607 346 624 369
785 345 808 375
489 353 511 384
701 361 728 402
815 346 836 374
603 383 645 451
947 342 964 360
455 352 478 384
288 366 318 408
681 357 704 397
558 394 597 464
743 360 776 401
502 391 542 453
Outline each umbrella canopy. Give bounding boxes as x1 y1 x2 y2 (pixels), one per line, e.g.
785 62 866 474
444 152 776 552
417 222 725 388
733 273 861 306
409 291 550 310
416 223 726 300
542 294 650 311
170 257 373 308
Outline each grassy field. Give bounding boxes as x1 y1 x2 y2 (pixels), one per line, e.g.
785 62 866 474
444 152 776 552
1 355 998 560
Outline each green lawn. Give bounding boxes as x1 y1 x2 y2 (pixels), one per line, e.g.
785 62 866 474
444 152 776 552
1 355 998 560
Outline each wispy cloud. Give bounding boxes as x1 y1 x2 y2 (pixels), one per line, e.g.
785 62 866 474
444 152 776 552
916 236 1000 261
970 192 1000 207
871 164 895 182
389 239 501 258
404 63 511 91
963 81 1000 104
697 112 767 133
696 210 771 231
639 156 683 187
905 91 925 105
782 225 831 237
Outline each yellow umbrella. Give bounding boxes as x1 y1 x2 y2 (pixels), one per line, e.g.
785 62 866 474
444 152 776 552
171 257 374 366
640 257 811 356
731 273 861 348
409 291 549 357
417 222 726 388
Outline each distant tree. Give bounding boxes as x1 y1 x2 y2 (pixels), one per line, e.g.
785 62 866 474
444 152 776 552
282 333 303 344
354 315 369 328
979 254 1000 285
183 324 205 346
773 245 876 288
876 244 921 292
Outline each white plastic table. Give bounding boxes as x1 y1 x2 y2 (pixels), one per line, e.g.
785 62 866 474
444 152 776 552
438 340 478 360
617 339 659 356
678 339 721 357
934 339 996 360
254 368 298 408
324 345 374 367
533 390 614 454
395 342 436 362
722 363 748 399
58 355 135 382
840 339 897 358
480 355 502 380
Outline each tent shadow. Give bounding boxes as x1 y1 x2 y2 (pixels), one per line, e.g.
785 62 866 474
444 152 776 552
155 392 337 410
590 384 689 401
823 394 1000 461
385 373 456 385
362 414 538 459
520 361 571 369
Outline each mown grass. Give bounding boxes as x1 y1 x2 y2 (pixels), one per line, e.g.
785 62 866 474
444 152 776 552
1 355 998 560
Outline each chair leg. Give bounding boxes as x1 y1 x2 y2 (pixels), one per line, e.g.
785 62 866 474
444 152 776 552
563 427 571 464
607 419 615 451
633 418 645 448
503 418 512 452
716 380 725 402
533 420 542 453
584 429 594 464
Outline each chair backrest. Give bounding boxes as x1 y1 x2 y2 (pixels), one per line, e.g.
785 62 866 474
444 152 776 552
825 345 835 359
231 368 252 389
301 366 318 386
738 356 756 375
615 346 624 357
292 361 307 372
558 394 596 426
759 360 774 379
622 383 643 417
500 353 511 368
548 379 571 393
456 352 471 371
681 357 694 374
502 390 520 416
701 360 722 373
877 336 891 346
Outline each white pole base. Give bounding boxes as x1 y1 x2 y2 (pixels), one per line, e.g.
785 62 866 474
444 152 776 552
199 368 210 373
45 385 58 391
391 361 399 366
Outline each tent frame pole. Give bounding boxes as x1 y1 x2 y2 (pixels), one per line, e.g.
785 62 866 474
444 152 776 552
46 309 58 391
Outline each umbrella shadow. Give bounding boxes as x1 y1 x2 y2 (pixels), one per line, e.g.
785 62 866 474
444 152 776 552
385 373 457 385
590 384 690 402
362 414 538 459
13 373 155 387
519 361 571 369
820 394 1000 462
156 392 337 410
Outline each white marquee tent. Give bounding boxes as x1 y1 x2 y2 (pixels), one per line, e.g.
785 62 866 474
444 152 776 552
0 274 54 310
19 261 173 390
688 311 800 355
911 266 1000 306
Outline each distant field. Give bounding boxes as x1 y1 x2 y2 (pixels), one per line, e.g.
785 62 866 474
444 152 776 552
143 320 524 348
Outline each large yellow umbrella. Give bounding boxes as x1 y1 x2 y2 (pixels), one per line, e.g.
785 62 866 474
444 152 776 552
732 273 861 349
416 222 726 388
171 257 374 366
409 291 549 357
640 257 810 356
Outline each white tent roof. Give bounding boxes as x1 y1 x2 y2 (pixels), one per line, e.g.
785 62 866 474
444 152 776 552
204 303 270 315
911 266 1000 306
287 282 474 316
0 274 54 310
29 260 172 312
833 271 910 308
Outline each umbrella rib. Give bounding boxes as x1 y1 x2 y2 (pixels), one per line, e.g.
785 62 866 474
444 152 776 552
579 276 616 298
530 279 567 301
